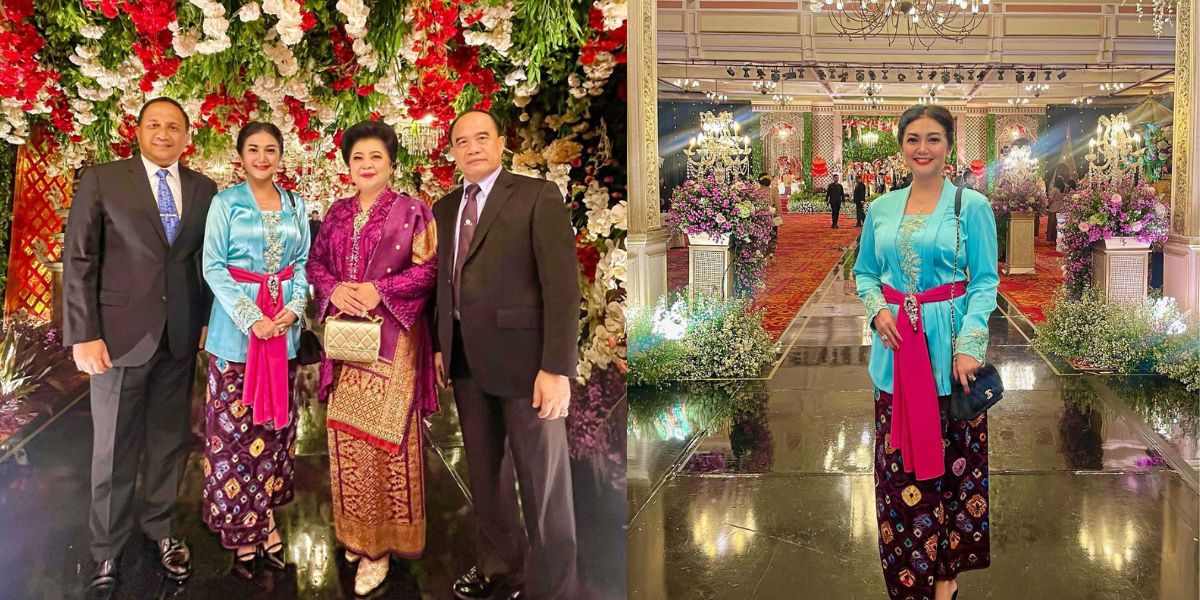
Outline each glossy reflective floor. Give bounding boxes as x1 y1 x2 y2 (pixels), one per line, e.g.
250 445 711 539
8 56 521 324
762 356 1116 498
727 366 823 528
629 269 1200 600
0 364 625 600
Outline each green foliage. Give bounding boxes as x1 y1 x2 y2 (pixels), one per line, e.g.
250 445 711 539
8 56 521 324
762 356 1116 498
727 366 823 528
0 143 14 299
628 291 779 385
841 128 899 165
802 112 814 191
1034 288 1200 388
985 115 997 192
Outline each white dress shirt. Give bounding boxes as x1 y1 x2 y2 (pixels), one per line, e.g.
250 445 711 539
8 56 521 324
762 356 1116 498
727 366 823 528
141 154 183 216
453 166 503 268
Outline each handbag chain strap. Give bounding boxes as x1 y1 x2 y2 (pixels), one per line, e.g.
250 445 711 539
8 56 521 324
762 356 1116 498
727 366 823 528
951 186 963 357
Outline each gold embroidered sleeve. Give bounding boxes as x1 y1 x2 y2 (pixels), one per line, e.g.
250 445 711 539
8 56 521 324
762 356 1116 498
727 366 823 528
955 326 989 362
232 295 264 333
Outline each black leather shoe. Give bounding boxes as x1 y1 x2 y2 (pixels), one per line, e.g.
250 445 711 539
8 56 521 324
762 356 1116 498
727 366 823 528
263 526 286 571
89 558 118 593
453 566 506 599
154 537 192 582
231 546 258 580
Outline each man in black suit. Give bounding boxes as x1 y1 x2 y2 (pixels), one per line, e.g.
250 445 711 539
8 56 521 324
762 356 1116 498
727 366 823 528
825 174 845 228
63 98 217 596
853 178 868 227
433 110 580 599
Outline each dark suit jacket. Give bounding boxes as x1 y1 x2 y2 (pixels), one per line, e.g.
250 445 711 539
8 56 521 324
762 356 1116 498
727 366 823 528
433 169 580 398
853 182 867 203
63 157 217 366
825 182 845 203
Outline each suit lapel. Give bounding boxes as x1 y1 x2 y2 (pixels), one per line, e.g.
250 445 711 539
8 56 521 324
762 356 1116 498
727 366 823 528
464 170 514 263
173 168 201 249
126 158 168 248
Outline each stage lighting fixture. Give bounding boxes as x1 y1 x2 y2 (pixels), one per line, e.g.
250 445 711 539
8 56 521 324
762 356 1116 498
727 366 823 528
916 70 924 80
1044 70 1051 81
856 69 865 82
742 66 750 77
967 71 975 81
1015 71 1025 83
954 71 964 83
727 66 736 76
817 69 826 80
756 67 766 79
869 69 877 80
1057 70 1067 80
997 70 1005 81
783 68 798 81
799 68 806 79
1027 70 1036 81
941 71 951 84
897 72 907 82
929 70 938 80
771 67 781 82
977 70 986 80
840 70 849 82
882 69 889 80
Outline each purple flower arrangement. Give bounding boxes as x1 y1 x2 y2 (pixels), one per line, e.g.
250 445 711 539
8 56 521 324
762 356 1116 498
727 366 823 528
566 365 626 489
989 177 1048 215
1058 177 1170 296
666 176 775 296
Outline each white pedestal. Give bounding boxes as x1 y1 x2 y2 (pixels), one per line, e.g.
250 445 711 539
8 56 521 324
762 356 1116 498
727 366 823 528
1092 237 1151 302
1007 212 1036 275
687 233 734 299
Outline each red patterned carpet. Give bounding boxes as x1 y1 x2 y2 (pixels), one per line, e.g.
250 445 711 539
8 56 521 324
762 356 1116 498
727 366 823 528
997 216 1064 323
667 213 861 339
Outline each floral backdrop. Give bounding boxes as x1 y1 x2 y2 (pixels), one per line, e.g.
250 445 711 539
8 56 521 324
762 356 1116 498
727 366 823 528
0 0 627 478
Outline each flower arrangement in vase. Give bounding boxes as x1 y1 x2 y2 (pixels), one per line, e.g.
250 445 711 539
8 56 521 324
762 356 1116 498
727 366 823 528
1058 177 1170 296
666 176 774 295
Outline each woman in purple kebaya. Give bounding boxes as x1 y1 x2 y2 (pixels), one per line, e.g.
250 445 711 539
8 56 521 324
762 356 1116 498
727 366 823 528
306 120 438 597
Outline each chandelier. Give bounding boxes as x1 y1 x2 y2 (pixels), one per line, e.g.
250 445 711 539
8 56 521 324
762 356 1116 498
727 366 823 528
1071 95 1094 105
1001 145 1039 180
1085 113 1145 187
858 82 885 106
685 111 752 184
771 94 795 105
860 131 881 147
397 115 441 156
1099 81 1126 93
752 80 778 94
674 78 702 92
811 0 990 49
705 90 728 103
917 83 944 104
1024 83 1049 98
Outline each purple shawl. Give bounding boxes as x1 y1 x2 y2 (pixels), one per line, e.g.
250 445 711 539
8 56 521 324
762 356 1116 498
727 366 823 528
307 187 438 418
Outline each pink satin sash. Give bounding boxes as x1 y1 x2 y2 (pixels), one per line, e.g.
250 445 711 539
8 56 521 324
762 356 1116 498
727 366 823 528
880 281 966 481
229 265 295 430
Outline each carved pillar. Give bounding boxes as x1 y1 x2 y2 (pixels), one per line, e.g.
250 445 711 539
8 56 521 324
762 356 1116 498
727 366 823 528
1165 0 1200 312
627 0 671 308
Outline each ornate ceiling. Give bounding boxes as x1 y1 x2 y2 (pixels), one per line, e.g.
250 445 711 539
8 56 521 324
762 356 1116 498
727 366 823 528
657 0 1176 106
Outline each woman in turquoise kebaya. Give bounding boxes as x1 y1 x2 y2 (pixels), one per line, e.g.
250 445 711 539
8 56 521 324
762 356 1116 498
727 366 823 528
201 122 310 579
853 105 999 600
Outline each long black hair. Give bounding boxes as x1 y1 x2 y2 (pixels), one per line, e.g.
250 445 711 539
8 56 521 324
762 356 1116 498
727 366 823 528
897 104 955 149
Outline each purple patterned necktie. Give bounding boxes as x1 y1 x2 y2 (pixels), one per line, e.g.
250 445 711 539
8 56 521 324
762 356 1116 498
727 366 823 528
156 168 179 244
453 184 481 314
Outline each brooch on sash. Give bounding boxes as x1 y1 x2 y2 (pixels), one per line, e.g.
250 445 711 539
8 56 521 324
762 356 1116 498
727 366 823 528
267 274 280 305
903 293 920 330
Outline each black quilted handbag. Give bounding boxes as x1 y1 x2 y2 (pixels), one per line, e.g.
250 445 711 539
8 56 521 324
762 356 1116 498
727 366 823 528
947 186 1004 421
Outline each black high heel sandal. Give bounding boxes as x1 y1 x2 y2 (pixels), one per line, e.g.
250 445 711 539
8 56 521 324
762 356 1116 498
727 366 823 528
232 546 258 580
263 526 286 571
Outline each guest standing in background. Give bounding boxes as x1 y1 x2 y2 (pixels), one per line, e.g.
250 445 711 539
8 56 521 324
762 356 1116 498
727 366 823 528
201 122 309 579
853 177 868 228
853 104 999 600
306 120 439 597
826 174 845 229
